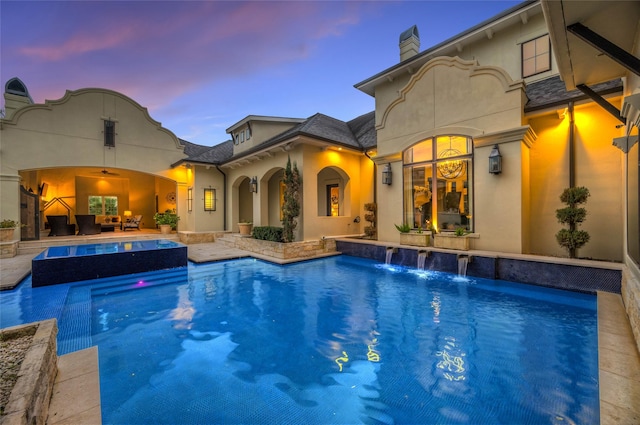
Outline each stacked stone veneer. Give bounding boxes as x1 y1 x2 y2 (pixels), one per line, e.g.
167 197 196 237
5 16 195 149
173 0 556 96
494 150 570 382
622 265 640 355
1 319 58 425
0 241 18 259
230 236 337 260
177 231 221 245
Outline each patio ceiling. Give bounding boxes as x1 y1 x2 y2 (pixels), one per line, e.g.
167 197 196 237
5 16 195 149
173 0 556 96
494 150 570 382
542 0 640 91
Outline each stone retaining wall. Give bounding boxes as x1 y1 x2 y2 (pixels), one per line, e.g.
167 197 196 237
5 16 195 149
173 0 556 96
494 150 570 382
177 231 220 244
1 319 58 425
622 265 640 355
231 236 337 260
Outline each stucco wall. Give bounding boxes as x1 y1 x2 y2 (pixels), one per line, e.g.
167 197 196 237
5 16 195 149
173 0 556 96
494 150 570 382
374 57 528 250
473 138 529 253
527 101 624 261
301 145 367 240
0 88 190 232
1 89 185 174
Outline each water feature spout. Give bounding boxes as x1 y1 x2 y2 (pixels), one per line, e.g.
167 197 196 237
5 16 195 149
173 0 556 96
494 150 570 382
456 254 472 276
385 247 397 264
417 249 430 270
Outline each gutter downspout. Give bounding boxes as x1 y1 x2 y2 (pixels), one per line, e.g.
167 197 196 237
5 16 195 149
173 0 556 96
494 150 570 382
215 165 227 231
569 101 575 188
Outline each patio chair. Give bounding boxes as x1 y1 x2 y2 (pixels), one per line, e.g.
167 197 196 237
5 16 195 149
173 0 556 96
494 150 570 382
75 214 101 235
46 215 76 236
122 215 143 231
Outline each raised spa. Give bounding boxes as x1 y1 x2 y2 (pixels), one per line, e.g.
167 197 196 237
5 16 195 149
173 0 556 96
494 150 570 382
31 240 187 287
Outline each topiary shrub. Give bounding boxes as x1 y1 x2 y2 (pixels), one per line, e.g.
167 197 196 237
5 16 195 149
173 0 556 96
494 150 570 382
282 156 301 243
252 226 284 242
555 186 590 258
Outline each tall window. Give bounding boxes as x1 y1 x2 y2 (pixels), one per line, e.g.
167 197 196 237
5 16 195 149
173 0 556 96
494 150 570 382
327 184 339 216
403 136 473 232
88 196 118 216
522 34 550 77
104 120 115 147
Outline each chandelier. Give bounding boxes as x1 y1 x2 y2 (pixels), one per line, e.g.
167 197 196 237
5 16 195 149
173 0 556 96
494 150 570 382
437 137 465 179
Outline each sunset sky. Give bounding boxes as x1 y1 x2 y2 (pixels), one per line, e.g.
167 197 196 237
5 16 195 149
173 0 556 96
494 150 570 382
1 1 520 146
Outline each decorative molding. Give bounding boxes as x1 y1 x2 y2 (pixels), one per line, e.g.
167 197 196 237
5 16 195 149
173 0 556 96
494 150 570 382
377 56 524 131
474 126 537 149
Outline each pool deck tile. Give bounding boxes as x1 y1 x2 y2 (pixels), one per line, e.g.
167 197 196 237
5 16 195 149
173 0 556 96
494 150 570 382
47 346 101 425
597 291 640 424
3 240 640 424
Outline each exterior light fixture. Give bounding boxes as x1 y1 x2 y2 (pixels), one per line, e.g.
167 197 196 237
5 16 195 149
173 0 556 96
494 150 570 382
204 187 216 211
187 188 193 212
382 163 393 185
489 144 502 174
250 176 258 193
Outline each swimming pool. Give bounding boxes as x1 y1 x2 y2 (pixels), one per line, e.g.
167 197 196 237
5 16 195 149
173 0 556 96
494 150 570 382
0 255 599 424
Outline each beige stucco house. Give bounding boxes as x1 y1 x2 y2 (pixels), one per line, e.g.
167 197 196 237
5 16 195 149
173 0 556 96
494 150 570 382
0 0 637 285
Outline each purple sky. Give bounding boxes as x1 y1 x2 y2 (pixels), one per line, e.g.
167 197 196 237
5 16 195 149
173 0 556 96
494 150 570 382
1 1 520 146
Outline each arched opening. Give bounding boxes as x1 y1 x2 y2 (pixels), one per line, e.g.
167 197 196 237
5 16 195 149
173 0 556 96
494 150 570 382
316 166 350 216
236 176 254 224
265 168 285 226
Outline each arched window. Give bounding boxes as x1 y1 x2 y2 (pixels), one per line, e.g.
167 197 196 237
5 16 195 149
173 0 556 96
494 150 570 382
403 135 473 232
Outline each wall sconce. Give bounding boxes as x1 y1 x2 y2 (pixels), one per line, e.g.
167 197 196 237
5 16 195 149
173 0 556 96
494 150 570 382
204 187 216 211
187 187 193 212
382 163 392 185
489 144 502 174
250 176 258 193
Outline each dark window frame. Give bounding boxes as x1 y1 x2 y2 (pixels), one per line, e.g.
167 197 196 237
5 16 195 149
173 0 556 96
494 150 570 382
521 34 551 78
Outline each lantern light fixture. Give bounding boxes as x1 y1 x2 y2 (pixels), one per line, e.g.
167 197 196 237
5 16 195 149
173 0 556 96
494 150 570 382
250 176 258 193
382 163 393 185
489 144 502 174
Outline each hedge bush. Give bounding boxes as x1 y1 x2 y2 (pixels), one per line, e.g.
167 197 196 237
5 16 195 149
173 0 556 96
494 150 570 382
252 226 284 242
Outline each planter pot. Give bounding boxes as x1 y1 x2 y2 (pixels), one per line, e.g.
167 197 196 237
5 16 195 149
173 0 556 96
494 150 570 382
159 224 172 234
0 227 16 242
434 233 470 250
399 232 430 247
238 223 253 236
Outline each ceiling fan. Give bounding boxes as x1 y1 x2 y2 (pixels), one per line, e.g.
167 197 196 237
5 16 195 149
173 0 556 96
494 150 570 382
91 168 120 176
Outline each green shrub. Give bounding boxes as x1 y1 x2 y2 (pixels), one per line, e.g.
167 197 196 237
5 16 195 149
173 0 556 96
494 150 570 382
0 219 19 228
252 226 284 242
395 223 411 233
555 186 590 258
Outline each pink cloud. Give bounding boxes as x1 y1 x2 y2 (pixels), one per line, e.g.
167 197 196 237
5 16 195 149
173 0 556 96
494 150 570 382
19 26 137 62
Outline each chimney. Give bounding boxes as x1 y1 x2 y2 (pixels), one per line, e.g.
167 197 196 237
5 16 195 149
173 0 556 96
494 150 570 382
399 25 420 62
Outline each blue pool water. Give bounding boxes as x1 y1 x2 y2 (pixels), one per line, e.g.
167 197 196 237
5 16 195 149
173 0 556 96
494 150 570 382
0 255 599 424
